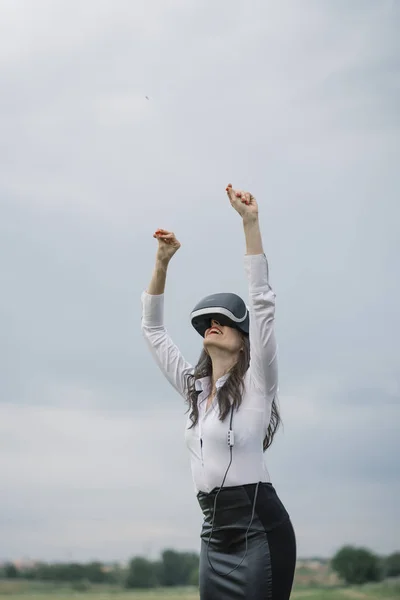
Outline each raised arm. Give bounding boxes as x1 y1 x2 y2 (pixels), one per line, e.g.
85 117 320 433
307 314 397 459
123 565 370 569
141 230 193 399
226 185 278 398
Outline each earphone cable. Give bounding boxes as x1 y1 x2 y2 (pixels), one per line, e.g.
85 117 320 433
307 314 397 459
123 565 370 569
205 404 261 577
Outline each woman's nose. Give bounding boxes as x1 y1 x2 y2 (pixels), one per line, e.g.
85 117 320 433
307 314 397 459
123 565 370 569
211 319 221 327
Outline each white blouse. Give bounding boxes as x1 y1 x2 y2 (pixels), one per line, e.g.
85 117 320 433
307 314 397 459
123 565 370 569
141 253 278 494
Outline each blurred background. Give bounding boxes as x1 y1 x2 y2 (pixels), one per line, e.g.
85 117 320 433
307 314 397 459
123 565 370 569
0 0 399 597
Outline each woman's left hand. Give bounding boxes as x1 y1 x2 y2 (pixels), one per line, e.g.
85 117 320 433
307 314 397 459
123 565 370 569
226 183 259 221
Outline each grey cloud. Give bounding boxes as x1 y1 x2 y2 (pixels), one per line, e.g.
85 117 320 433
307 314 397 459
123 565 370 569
1 0 399 561
0 402 398 562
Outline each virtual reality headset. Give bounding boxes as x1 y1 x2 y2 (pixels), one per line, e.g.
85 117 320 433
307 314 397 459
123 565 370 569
190 292 249 337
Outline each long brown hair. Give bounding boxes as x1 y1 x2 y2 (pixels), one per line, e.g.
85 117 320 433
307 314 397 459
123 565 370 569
184 330 281 451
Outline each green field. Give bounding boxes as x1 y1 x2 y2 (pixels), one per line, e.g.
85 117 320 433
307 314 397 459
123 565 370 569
0 580 399 600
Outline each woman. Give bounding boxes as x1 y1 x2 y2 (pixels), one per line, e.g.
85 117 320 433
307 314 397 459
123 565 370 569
141 184 296 599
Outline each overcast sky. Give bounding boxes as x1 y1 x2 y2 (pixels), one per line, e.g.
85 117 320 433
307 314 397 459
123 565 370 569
1 0 399 564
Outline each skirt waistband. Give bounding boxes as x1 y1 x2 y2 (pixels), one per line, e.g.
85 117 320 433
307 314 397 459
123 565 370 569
197 482 268 509
197 482 289 532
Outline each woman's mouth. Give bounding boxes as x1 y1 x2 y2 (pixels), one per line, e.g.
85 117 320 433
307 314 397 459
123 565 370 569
208 328 222 336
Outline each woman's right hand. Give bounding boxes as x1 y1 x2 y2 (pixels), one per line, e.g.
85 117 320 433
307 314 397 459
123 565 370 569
153 229 181 264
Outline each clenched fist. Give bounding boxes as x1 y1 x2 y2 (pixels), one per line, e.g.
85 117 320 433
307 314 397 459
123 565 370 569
153 229 181 264
226 183 259 222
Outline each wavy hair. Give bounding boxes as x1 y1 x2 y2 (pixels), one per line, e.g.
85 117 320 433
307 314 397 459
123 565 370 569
184 330 281 451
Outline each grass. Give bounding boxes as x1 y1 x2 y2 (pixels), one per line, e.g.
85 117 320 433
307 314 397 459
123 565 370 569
0 580 196 598
290 581 400 600
0 580 399 599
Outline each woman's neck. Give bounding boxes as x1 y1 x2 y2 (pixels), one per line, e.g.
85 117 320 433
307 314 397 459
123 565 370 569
210 355 237 390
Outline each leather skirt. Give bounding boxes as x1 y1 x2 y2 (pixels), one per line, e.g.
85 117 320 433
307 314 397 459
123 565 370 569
197 482 296 600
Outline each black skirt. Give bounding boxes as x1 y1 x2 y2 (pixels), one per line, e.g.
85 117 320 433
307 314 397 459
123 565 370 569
197 482 296 600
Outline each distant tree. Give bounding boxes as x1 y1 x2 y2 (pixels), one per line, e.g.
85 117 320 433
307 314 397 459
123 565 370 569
159 550 199 586
19 567 35 580
385 552 400 578
189 565 199 587
106 563 123 585
4 563 18 579
331 545 383 585
85 561 107 583
44 562 84 582
125 556 158 588
66 562 86 581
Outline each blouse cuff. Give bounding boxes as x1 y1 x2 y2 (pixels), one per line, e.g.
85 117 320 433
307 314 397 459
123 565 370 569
141 291 164 327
